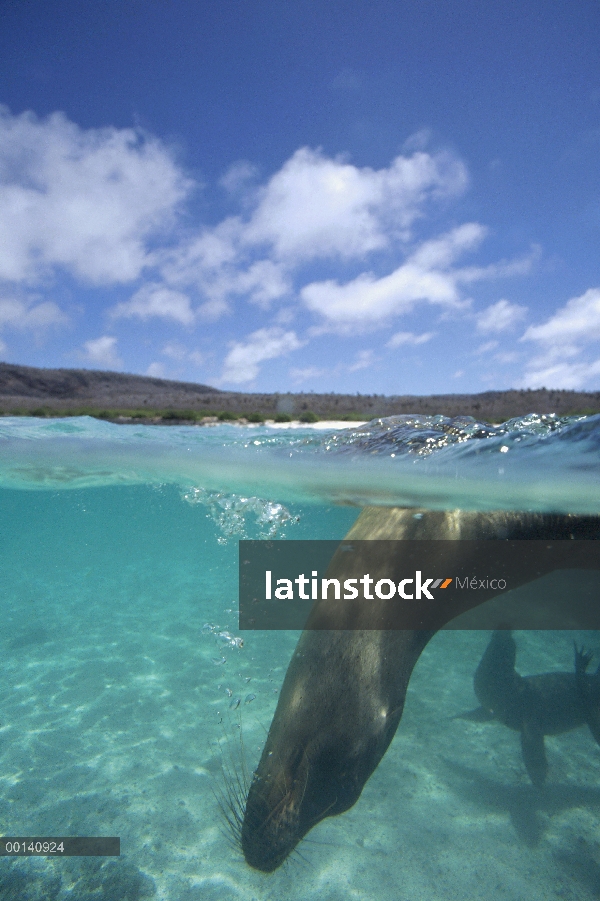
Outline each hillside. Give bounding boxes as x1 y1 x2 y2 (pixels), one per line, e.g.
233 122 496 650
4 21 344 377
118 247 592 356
1 361 599 422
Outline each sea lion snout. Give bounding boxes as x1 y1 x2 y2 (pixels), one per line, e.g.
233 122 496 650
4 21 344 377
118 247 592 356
241 731 366 871
241 775 299 872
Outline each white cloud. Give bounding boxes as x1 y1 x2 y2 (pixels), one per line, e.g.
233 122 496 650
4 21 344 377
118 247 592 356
348 349 374 371
111 284 194 325
219 160 259 194
232 260 291 307
157 219 290 315
476 299 527 333
135 144 530 342
221 327 304 384
81 336 122 369
386 330 434 348
146 362 166 378
522 288 600 345
409 223 486 270
457 244 540 285
152 146 469 322
197 297 230 320
242 146 468 263
160 220 241 285
519 288 600 388
474 340 499 355
301 267 455 325
0 294 67 331
520 359 600 390
0 106 190 285
300 224 483 326
161 341 188 361
0 109 536 378
161 342 204 367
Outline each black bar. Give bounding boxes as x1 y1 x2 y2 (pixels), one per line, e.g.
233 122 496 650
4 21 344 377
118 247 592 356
239 539 600 630
0 837 120 856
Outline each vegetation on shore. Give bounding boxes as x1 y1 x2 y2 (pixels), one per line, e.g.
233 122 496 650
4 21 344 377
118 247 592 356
1 404 598 426
0 406 357 424
2 361 600 424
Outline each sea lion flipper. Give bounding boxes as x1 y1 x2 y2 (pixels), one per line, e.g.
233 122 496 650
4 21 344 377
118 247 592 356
520 723 547 786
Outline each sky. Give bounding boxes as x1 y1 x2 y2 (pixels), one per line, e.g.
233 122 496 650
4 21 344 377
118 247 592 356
0 0 599 396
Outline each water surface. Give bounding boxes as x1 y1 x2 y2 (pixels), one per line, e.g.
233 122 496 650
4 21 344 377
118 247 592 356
1 415 599 900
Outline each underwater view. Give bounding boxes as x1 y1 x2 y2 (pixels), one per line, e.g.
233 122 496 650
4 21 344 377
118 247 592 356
1 413 600 900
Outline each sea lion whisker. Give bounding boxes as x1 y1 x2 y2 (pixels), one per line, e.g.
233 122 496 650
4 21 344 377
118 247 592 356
291 845 313 870
211 716 258 850
213 774 245 840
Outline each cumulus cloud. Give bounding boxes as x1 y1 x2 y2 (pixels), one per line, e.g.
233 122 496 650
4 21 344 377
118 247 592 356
241 146 468 262
520 359 600 390
386 330 434 348
150 145 470 324
0 106 536 382
300 224 484 327
408 223 485 270
0 105 190 285
220 327 304 384
157 219 290 316
0 294 67 331
522 288 600 346
519 288 600 388
111 284 194 325
81 336 122 369
476 299 527 333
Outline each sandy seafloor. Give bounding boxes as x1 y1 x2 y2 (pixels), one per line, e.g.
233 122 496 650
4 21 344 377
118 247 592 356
1 484 600 901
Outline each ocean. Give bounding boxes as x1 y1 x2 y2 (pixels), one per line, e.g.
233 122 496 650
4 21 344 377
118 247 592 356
0 413 599 900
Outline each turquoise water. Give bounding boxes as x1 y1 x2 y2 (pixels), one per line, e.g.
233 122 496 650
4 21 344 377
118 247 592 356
1 414 600 900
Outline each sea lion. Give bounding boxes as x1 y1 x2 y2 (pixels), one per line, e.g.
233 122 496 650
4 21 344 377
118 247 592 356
464 629 600 786
241 507 600 872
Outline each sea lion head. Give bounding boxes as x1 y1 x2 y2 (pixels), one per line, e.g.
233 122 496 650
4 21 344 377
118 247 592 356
240 629 425 872
241 719 376 871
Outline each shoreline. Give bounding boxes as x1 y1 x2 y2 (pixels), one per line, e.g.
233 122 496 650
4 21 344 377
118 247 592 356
2 361 600 423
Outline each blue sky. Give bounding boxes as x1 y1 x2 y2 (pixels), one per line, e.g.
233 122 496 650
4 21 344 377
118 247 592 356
1 0 599 395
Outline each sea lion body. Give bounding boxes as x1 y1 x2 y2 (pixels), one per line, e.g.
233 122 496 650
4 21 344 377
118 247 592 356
471 629 600 785
241 507 600 871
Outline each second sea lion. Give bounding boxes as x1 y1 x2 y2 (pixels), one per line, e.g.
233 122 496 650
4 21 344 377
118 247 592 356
466 629 600 786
